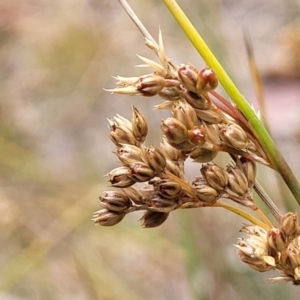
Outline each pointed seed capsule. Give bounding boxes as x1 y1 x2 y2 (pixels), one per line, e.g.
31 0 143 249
201 163 228 191
99 191 131 212
108 166 136 187
117 144 144 166
161 117 188 144
136 74 165 96
220 123 248 149
172 101 199 130
267 228 287 252
140 211 169 228
144 146 166 173
93 208 125 226
280 212 298 238
131 106 148 143
130 162 155 182
181 90 210 110
236 157 257 188
226 166 249 196
177 64 199 93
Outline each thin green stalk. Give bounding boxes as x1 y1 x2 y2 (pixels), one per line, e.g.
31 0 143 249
162 0 300 207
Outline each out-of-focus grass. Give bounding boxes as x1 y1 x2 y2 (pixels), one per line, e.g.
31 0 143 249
1 0 300 299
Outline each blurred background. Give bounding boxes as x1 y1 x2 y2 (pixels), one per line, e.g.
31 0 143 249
1 0 300 299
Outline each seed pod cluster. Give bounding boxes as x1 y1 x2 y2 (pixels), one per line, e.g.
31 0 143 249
235 214 300 284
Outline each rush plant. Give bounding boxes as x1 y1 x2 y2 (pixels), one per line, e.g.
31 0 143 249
94 0 300 284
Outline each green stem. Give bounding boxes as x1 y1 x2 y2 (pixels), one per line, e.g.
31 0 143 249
162 0 300 207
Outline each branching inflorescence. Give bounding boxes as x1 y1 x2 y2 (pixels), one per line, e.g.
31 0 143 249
94 27 300 284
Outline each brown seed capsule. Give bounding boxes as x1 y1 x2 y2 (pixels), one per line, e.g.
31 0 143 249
108 117 137 147
159 87 180 101
156 179 182 199
196 67 218 92
149 196 178 212
130 162 155 182
117 144 144 166
122 186 144 205
219 123 248 149
280 212 298 238
194 108 223 124
181 90 210 110
172 101 199 130
131 106 148 144
161 117 188 144
189 147 218 163
140 210 169 228
92 208 125 226
236 157 257 188
226 166 249 196
267 228 287 252
193 178 220 202
99 191 131 212
108 166 135 188
144 146 166 173
188 126 207 146
203 123 221 145
178 64 199 93
201 163 228 191
136 74 165 96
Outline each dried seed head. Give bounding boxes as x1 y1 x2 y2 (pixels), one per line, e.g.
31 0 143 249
192 178 220 202
99 191 131 212
236 157 257 188
108 117 137 147
187 126 207 146
172 101 199 130
194 108 223 124
201 163 228 191
280 212 299 238
155 179 182 199
237 251 275 272
189 147 218 163
226 166 249 196
117 144 144 166
93 208 125 226
267 228 287 252
161 117 188 144
181 90 210 110
136 74 166 96
219 123 248 149
178 64 199 93
148 195 178 212
130 162 155 182
144 146 166 173
140 211 169 228
122 186 144 205
158 87 181 101
131 106 148 144
108 166 135 188
196 67 218 92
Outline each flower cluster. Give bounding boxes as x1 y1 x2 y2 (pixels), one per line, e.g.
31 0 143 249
236 212 300 284
94 30 299 284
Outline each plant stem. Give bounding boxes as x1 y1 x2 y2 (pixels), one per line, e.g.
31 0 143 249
162 0 300 207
